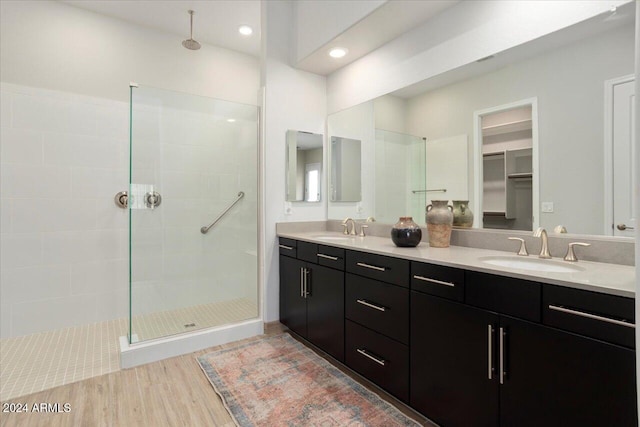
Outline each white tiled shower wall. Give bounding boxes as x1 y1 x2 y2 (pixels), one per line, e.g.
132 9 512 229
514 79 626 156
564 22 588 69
0 83 258 339
0 83 129 339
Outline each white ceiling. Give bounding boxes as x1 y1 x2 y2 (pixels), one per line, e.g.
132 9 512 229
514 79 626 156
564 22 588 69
296 0 460 76
62 0 460 75
62 0 262 56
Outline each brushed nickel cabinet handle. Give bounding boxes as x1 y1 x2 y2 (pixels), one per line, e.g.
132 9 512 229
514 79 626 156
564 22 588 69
356 299 386 312
303 268 310 298
279 244 294 250
548 305 635 328
488 325 494 380
300 267 304 298
356 262 386 272
356 349 386 366
317 253 339 261
499 327 505 385
413 275 455 287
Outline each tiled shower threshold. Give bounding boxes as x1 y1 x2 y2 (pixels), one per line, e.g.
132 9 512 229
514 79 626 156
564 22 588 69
0 298 257 401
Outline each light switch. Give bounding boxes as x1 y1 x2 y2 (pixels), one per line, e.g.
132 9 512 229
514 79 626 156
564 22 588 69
541 202 554 213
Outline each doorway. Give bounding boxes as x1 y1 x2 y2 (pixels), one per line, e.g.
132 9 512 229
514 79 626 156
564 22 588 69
473 98 540 231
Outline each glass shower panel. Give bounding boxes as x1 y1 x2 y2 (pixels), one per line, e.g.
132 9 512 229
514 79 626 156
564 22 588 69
129 85 258 344
374 129 426 224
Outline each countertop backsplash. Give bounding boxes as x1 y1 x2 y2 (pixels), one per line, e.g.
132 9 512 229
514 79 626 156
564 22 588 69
276 220 635 266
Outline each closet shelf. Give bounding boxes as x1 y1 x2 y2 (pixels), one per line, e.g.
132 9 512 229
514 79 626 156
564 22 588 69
482 119 532 137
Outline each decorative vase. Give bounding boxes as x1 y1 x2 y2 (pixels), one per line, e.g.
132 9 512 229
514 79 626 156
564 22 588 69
452 200 474 228
425 200 453 248
391 217 422 247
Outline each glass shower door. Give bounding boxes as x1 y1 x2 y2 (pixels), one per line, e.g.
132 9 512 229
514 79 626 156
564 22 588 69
128 85 258 344
374 129 426 224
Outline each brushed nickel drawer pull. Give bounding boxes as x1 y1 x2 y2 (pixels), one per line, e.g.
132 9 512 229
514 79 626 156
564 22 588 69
356 262 386 272
356 349 386 366
356 299 386 312
317 253 339 261
413 275 455 287
548 305 635 328
279 244 294 250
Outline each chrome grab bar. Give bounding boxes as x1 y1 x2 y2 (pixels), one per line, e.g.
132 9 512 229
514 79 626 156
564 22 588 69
411 189 447 194
200 191 245 234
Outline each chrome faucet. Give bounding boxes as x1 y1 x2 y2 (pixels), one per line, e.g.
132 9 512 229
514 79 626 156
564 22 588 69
533 228 551 259
342 217 357 235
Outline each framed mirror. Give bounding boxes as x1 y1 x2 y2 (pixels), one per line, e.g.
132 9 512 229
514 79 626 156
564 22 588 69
326 1 636 238
285 130 323 202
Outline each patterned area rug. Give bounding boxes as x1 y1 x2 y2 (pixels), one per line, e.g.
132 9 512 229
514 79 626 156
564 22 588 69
197 333 421 426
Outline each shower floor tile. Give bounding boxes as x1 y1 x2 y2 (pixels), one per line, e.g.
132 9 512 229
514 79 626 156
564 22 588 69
0 298 257 401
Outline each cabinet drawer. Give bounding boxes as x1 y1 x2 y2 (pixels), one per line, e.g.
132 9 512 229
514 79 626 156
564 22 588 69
278 238 297 258
316 245 345 271
346 274 409 344
466 271 541 322
297 241 318 263
346 251 409 287
345 320 409 402
543 285 635 349
411 262 464 302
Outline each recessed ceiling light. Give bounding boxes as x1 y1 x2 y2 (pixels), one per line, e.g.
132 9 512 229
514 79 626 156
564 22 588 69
329 47 348 59
227 118 236 123
238 25 253 36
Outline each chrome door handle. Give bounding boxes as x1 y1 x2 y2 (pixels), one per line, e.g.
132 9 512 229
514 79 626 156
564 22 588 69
300 267 304 298
356 262 386 272
412 275 455 287
317 253 339 261
617 224 634 231
356 349 386 366
279 244 294 250
499 327 506 385
356 299 386 312
488 325 494 380
548 305 635 328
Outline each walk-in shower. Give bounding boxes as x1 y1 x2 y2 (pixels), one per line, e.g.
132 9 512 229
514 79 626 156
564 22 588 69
120 84 260 364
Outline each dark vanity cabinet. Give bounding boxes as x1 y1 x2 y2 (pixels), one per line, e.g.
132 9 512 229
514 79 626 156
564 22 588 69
280 237 637 426
411 267 637 427
344 251 410 402
279 238 345 361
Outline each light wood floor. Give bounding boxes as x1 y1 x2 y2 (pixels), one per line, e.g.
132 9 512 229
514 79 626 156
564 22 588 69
0 323 431 427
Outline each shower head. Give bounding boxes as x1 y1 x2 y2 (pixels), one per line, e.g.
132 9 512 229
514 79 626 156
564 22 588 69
182 10 201 50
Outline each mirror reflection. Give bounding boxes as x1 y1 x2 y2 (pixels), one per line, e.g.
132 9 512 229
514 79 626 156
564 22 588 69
330 136 362 202
327 2 635 237
286 130 323 202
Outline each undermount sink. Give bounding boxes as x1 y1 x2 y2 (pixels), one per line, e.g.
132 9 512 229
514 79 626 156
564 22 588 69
479 256 585 273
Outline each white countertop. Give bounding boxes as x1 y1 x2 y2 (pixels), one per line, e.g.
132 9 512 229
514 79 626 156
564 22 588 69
278 231 636 298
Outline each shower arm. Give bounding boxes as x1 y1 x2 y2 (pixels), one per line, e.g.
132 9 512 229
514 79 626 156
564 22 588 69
200 191 245 234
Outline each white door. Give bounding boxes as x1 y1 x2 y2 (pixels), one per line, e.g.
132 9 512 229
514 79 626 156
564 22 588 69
612 79 635 236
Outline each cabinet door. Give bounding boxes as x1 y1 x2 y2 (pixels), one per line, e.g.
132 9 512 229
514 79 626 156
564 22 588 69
279 256 307 338
306 264 344 362
500 316 637 427
411 292 499 427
